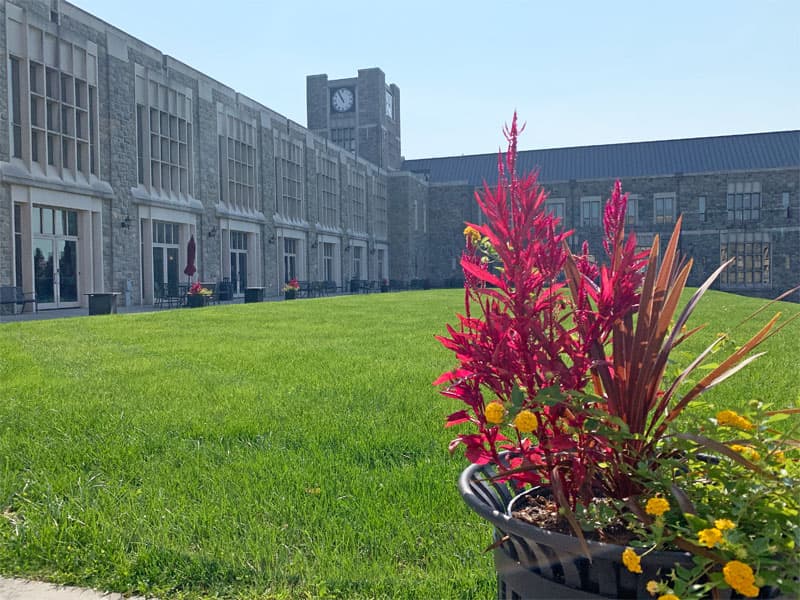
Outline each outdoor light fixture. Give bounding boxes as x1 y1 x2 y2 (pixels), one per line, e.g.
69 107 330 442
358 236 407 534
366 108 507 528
208 226 218 239
344 245 352 252
370 248 376 255
120 215 132 229
268 235 275 244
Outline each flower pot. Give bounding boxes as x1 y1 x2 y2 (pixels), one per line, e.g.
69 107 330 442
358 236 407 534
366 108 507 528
186 294 206 308
459 461 694 599
380 284 389 293
284 290 296 300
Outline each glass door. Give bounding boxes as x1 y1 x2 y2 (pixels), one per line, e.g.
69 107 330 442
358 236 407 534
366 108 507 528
33 237 55 306
32 238 79 308
57 239 78 303
231 251 247 294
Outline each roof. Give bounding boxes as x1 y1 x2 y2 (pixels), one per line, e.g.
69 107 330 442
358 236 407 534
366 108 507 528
401 131 800 186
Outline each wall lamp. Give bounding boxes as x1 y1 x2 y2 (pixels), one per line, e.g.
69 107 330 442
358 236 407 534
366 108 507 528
120 215 132 229
208 226 218 239
268 235 276 245
344 245 351 252
370 248 376 255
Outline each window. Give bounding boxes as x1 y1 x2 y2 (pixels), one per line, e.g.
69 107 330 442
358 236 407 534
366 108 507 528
10 56 22 158
135 74 193 197
319 155 339 227
283 237 298 281
331 128 355 152
545 198 566 223
278 139 303 220
654 193 676 224
720 232 770 288
6 30 98 177
698 196 706 222
625 194 639 225
218 115 256 212
349 169 366 232
374 178 388 239
726 182 760 222
322 242 335 281
352 246 362 278
782 192 791 219
385 89 394 119
581 196 601 228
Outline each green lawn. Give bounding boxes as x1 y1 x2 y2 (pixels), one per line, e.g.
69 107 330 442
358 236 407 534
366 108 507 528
0 289 797 599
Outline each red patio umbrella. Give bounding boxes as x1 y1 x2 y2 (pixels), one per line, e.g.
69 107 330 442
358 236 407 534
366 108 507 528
184 234 197 281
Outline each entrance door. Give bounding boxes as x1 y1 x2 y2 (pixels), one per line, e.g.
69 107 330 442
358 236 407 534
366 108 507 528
153 246 180 297
31 204 81 310
229 231 248 295
230 251 247 294
33 237 79 308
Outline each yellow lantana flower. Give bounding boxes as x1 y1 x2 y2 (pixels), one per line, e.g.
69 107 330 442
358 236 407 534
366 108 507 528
716 409 755 431
463 225 482 245
622 547 642 573
715 518 736 531
730 444 761 462
723 561 760 598
698 528 723 548
645 497 670 517
513 410 538 433
646 580 659 595
658 595 680 600
484 401 505 424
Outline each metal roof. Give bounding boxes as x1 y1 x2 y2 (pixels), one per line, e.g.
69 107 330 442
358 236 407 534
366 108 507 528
401 131 800 186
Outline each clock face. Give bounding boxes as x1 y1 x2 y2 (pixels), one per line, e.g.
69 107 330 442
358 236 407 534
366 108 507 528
331 87 355 113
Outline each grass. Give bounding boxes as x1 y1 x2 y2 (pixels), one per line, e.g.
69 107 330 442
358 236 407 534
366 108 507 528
0 289 797 599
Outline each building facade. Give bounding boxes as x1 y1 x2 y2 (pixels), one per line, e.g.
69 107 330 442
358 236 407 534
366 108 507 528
1 0 798 311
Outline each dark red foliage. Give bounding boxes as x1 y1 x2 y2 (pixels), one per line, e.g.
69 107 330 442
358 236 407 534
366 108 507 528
437 113 648 508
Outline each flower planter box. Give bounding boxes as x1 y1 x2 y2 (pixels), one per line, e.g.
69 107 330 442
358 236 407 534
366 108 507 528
186 294 206 308
284 290 297 300
459 461 694 599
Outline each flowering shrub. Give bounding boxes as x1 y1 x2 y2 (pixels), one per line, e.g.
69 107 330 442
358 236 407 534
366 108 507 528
436 114 799 599
187 282 212 296
282 278 300 292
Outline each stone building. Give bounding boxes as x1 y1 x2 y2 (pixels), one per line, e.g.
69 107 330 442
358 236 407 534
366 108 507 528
403 133 800 299
0 0 797 312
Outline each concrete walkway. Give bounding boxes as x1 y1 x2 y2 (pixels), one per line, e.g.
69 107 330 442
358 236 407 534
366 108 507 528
0 578 147 599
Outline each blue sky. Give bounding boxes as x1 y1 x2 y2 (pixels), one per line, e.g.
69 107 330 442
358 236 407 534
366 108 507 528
71 0 799 160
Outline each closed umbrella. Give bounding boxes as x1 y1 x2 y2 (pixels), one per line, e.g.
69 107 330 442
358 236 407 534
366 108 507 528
184 234 197 283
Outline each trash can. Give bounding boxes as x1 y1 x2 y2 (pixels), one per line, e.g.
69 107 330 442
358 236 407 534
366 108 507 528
87 293 120 315
244 287 264 303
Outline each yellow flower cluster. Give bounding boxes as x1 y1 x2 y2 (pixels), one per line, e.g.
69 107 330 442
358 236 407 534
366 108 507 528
484 401 505 424
645 497 670 517
463 225 482 246
723 560 760 598
622 547 642 573
513 410 538 433
715 518 736 531
658 595 680 600
716 409 755 431
698 527 723 548
730 444 761 462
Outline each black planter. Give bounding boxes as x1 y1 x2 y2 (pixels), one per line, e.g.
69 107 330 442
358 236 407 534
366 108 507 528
459 461 693 599
186 294 206 308
284 290 296 300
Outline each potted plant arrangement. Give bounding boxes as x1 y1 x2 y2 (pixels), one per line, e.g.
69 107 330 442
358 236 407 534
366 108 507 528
381 279 390 293
186 281 212 307
436 115 799 600
283 278 300 300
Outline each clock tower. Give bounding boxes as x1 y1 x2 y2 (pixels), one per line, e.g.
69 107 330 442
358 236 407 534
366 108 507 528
307 68 401 170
